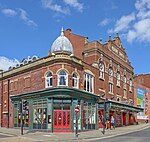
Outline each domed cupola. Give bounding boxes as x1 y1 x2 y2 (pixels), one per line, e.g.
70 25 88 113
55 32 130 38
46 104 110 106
51 27 73 54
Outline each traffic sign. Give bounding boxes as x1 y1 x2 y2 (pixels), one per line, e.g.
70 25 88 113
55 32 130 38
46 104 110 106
74 105 79 114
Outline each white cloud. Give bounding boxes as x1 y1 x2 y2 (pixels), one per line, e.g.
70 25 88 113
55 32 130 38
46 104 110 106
1 8 37 28
135 0 150 19
0 56 19 71
110 13 135 33
108 0 150 43
99 18 111 26
41 0 70 15
18 8 38 27
127 19 150 43
1 8 17 17
63 0 83 12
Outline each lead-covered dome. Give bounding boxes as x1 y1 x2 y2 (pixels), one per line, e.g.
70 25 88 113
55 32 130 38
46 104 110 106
51 28 73 54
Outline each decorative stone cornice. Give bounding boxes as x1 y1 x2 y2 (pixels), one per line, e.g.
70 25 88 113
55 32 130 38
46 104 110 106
0 54 82 80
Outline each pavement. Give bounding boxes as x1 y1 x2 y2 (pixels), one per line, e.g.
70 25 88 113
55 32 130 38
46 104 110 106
0 123 150 142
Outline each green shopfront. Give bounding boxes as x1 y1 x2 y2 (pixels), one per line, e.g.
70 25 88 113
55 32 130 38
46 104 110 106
11 88 99 132
98 100 143 128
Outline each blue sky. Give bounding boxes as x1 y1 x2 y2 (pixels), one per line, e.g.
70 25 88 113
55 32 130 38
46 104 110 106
0 0 150 74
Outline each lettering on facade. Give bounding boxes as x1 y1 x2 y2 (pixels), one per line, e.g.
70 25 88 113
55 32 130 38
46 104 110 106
24 95 41 99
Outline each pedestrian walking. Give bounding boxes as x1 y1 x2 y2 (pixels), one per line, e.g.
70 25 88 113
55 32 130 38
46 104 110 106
106 119 110 129
110 115 115 129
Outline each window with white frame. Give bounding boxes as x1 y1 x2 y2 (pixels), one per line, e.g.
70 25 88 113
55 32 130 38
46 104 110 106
123 75 126 89
99 62 104 79
109 83 113 93
84 73 94 93
108 67 113 76
117 97 120 101
116 71 120 87
58 70 68 86
72 73 78 88
123 89 127 98
129 78 132 92
45 72 52 88
108 67 113 82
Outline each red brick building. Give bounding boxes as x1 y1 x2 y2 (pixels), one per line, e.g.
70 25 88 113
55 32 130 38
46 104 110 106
0 28 142 132
134 74 150 123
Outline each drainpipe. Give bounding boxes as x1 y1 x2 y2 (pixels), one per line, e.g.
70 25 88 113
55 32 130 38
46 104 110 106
0 70 3 127
8 79 10 128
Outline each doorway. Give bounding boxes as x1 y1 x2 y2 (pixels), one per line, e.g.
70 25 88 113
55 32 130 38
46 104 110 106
53 110 71 132
123 112 126 126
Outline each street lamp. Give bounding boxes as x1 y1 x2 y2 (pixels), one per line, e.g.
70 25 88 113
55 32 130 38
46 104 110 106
0 69 3 127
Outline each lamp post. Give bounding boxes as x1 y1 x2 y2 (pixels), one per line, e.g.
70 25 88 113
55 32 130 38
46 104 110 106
0 69 3 127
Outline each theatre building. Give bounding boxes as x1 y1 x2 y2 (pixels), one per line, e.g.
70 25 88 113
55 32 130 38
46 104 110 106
0 28 142 132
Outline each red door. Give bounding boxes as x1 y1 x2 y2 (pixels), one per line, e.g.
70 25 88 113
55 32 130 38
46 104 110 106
53 110 71 132
123 112 126 126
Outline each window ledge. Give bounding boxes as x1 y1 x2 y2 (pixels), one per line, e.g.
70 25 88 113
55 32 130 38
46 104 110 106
83 90 94 93
24 86 31 89
108 92 114 95
99 77 105 81
72 87 79 89
57 85 68 87
109 80 114 84
45 86 53 88
123 96 127 99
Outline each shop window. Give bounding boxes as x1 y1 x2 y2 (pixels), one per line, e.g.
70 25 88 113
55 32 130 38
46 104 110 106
58 70 68 86
99 62 104 80
84 73 94 93
45 72 53 88
14 102 29 127
33 100 47 129
72 73 78 88
82 102 96 130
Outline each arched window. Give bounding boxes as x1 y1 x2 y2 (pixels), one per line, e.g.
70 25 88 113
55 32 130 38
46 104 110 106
45 72 52 88
58 70 68 86
108 67 113 76
72 73 78 88
123 75 127 83
123 75 127 90
84 73 94 93
108 67 113 83
99 62 104 79
108 67 113 93
116 71 120 87
129 78 132 92
117 98 120 101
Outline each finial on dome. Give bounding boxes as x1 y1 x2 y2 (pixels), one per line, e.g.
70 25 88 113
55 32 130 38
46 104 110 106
51 28 74 54
61 27 64 36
